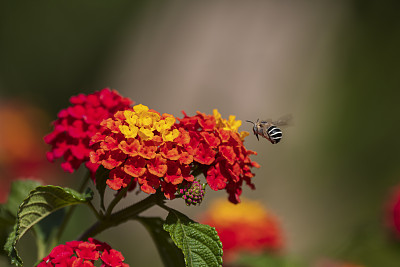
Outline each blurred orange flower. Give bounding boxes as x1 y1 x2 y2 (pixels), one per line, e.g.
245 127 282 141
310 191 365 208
200 198 284 263
0 100 55 202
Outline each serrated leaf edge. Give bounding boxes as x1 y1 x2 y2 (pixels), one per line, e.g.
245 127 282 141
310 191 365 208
4 185 93 266
164 210 223 267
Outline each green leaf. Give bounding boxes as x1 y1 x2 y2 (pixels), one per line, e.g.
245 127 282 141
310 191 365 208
33 208 66 259
0 180 42 257
95 165 109 211
3 180 42 215
138 217 185 267
163 209 223 267
4 185 93 266
0 206 15 257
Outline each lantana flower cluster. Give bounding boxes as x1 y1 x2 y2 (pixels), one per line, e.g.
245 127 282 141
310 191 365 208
37 238 129 267
89 104 194 199
44 88 133 178
177 110 260 203
200 198 284 262
45 89 259 203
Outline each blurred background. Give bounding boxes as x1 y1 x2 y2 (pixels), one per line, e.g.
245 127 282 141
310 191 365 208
1 0 400 266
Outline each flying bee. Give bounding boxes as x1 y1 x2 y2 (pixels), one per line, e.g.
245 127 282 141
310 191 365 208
246 115 292 144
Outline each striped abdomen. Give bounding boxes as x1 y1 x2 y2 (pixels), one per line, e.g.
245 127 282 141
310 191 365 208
267 126 282 144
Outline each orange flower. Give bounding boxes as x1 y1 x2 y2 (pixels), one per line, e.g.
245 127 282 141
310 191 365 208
90 105 193 199
0 100 55 202
200 198 284 262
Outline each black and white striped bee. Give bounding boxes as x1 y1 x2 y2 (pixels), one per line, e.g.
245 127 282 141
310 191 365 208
246 115 292 144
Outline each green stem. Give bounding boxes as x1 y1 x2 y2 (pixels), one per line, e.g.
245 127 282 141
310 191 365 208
191 164 206 178
55 171 90 241
78 192 164 241
157 202 173 213
105 180 133 217
87 201 102 220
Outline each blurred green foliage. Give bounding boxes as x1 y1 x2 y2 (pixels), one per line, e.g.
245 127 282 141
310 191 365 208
309 0 400 265
0 0 149 114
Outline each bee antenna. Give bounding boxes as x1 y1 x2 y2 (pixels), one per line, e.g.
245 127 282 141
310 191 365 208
245 120 255 125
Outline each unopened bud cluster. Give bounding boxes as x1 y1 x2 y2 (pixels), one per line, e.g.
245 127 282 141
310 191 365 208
179 180 206 206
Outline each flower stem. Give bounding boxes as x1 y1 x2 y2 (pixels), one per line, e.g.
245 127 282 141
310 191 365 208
87 201 102 220
55 171 90 241
78 192 164 241
104 180 133 218
191 164 206 178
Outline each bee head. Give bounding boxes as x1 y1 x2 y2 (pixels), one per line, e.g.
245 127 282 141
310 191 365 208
245 120 259 141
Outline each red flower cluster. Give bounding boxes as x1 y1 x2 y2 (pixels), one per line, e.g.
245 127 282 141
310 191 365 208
177 110 259 203
44 89 133 178
37 238 129 267
200 198 284 263
89 104 194 199
45 89 259 203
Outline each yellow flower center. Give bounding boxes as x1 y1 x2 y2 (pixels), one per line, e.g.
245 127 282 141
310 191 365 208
119 105 179 142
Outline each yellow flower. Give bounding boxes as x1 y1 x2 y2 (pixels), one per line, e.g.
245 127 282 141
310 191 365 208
162 129 180 142
139 114 153 128
133 104 149 114
164 116 175 128
138 127 154 140
119 124 138 139
124 110 137 126
119 104 179 142
226 115 241 132
239 131 250 141
213 109 222 121
213 109 243 133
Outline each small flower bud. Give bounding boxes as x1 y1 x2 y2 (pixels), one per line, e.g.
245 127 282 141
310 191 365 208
178 180 206 206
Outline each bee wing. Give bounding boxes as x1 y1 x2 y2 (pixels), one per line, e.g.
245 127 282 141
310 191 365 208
272 114 293 126
260 118 273 124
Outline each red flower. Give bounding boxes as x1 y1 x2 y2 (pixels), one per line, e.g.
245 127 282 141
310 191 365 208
37 238 129 267
386 185 400 239
90 104 194 199
44 88 133 179
177 109 259 204
200 198 284 263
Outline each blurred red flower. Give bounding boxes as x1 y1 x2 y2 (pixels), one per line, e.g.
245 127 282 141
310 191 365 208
37 238 129 267
44 88 133 179
200 198 284 263
385 184 400 239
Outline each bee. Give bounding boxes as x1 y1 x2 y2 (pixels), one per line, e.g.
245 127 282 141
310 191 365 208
246 115 292 144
